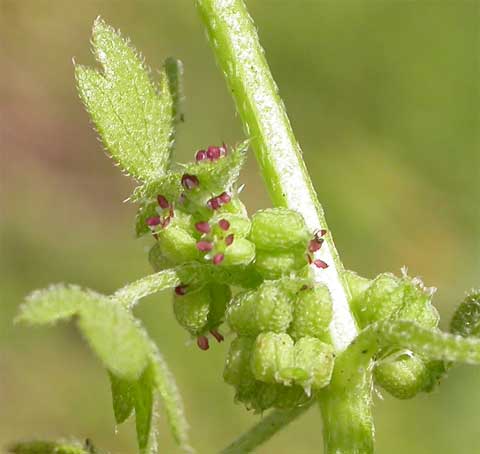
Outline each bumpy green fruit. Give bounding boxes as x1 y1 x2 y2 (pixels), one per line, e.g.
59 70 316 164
223 238 256 266
224 336 255 386
212 212 251 237
173 286 211 335
352 273 404 327
291 337 334 390
226 281 293 336
289 284 333 342
343 270 371 300
158 226 199 264
450 291 480 337
374 353 432 400
396 281 439 329
251 332 294 384
254 248 306 280
249 208 309 251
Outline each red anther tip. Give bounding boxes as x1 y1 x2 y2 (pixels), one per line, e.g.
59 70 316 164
225 233 234 246
195 149 207 161
195 221 211 234
212 253 225 265
197 240 213 252
207 197 221 210
218 219 230 231
319 229 327 237
218 192 231 204
210 330 224 343
157 195 169 209
313 259 329 269
197 336 210 350
175 285 188 296
308 238 323 253
181 174 199 190
220 142 228 156
207 146 221 161
147 216 161 227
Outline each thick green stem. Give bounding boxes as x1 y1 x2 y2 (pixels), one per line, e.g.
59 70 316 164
195 0 358 352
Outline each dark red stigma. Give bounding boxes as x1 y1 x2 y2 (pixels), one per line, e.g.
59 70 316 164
195 221 211 234
212 253 225 265
195 149 207 161
210 330 224 343
225 234 234 246
175 285 188 296
157 195 169 209
308 238 323 253
218 219 230 231
181 174 200 190
197 336 210 350
313 259 329 269
147 216 161 227
197 241 213 252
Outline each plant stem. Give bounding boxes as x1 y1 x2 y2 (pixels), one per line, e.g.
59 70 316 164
195 0 357 353
220 403 314 454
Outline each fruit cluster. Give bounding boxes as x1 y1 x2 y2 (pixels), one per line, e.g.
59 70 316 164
138 144 336 411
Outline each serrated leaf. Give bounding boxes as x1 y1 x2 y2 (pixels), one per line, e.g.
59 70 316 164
75 17 175 181
109 372 136 424
78 298 151 380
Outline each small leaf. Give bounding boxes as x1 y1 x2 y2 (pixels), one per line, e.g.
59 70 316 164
165 57 184 125
9 440 91 454
109 372 136 424
75 18 175 181
134 363 157 453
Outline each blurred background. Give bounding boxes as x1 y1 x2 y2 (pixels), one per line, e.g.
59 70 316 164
1 0 478 452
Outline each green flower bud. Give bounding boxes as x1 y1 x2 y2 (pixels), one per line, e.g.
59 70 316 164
173 286 210 335
374 353 432 400
352 273 404 327
343 270 371 301
158 225 199 264
249 208 309 251
148 243 173 271
254 248 307 280
291 337 334 391
226 281 293 336
396 281 439 329
223 238 256 266
289 284 333 342
212 212 251 238
450 291 480 337
251 332 294 384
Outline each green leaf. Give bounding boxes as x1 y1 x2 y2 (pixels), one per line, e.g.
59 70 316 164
165 57 184 125
75 17 175 181
109 372 136 424
134 363 157 453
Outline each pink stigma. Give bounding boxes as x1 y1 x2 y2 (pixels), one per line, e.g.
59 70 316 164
313 259 329 269
197 241 213 252
197 336 210 350
175 285 188 296
195 221 211 234
147 216 161 227
195 149 207 161
210 330 224 343
218 219 230 231
225 234 234 246
157 195 169 209
181 174 199 190
212 253 225 265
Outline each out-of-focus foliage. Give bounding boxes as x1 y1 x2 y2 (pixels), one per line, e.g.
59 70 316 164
0 1 478 453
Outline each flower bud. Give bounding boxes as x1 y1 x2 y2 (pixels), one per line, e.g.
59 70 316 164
396 281 439 329
254 248 307 280
249 208 309 251
289 284 333 342
223 238 256 266
173 286 211 336
251 332 294 384
158 226 199 264
450 291 480 337
226 281 293 336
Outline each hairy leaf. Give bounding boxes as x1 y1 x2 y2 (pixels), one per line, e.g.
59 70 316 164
9 440 92 454
134 363 157 453
109 372 136 424
75 17 175 181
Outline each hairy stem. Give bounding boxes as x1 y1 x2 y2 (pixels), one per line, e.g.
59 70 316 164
195 0 357 352
220 402 314 454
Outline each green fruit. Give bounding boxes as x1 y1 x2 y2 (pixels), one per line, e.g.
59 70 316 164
226 281 293 336
450 291 480 337
374 353 431 400
251 332 294 384
289 284 333 342
249 208 309 251
254 248 306 280
343 270 371 301
148 242 173 271
396 281 439 329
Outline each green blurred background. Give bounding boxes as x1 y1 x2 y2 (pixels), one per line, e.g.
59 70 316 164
1 1 478 452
